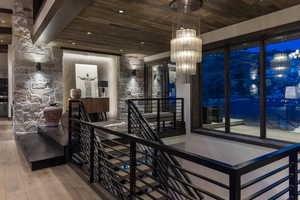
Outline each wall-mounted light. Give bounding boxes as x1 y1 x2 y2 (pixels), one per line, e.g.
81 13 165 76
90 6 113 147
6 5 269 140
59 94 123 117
118 10 125 14
36 62 42 71
132 69 137 76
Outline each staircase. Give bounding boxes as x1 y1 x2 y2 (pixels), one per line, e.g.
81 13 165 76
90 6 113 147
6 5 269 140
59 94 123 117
127 99 203 200
70 100 169 199
69 99 300 200
70 99 202 199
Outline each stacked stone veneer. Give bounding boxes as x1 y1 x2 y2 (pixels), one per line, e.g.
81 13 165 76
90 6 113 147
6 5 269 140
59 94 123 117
118 54 145 119
12 0 63 135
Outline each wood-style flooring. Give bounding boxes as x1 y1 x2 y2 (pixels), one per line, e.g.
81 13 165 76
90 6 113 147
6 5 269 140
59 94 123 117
0 118 103 200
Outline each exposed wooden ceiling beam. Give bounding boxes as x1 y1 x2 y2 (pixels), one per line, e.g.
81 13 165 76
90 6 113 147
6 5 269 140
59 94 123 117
33 0 92 44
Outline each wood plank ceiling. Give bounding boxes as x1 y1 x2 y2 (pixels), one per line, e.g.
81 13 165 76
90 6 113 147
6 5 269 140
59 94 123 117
0 9 12 53
55 0 300 55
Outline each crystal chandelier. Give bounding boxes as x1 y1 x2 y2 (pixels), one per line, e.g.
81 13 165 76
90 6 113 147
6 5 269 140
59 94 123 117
171 28 202 75
170 0 203 80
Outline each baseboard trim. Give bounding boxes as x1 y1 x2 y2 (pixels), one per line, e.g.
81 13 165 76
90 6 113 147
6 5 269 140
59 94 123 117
193 128 294 149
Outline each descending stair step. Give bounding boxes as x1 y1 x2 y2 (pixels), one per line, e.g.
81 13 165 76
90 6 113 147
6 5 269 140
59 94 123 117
116 164 152 179
140 191 166 200
123 177 159 193
108 154 144 167
104 145 129 154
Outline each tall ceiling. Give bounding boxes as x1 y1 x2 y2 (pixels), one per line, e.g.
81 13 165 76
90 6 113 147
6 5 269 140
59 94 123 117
55 0 300 55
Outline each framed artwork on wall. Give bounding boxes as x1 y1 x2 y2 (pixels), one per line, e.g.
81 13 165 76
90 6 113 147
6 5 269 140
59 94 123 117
75 64 99 98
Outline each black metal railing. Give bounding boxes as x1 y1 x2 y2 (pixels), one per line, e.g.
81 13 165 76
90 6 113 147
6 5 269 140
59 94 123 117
127 98 202 199
68 100 300 200
127 98 185 135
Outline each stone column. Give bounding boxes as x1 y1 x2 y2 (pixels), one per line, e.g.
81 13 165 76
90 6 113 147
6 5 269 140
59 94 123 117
12 0 63 135
118 54 145 119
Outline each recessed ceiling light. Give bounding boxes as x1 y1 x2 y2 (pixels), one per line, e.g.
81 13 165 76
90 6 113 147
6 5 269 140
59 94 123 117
0 40 3 43
87 32 92 35
118 10 125 14
0 19 5 24
120 49 124 52
72 42 76 45
140 41 145 45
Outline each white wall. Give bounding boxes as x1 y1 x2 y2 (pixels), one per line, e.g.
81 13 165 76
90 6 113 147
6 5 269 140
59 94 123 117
63 50 119 119
8 46 13 118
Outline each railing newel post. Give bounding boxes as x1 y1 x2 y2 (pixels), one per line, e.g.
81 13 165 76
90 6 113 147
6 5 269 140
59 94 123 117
157 99 161 134
129 141 137 200
181 98 184 123
128 100 132 134
289 152 298 200
89 126 95 184
229 171 241 200
68 100 73 162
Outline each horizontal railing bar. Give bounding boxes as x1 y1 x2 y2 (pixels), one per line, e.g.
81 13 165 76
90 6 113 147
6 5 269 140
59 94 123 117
129 103 159 136
136 158 228 198
156 168 226 199
136 150 230 190
128 98 184 101
244 176 289 200
155 178 221 200
241 163 289 189
268 187 289 200
234 143 300 175
72 119 235 174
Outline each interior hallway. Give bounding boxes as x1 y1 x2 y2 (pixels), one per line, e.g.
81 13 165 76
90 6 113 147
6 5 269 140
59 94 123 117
0 118 103 200
0 117 291 200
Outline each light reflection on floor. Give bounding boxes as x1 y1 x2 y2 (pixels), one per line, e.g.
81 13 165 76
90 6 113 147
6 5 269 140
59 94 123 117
171 134 289 199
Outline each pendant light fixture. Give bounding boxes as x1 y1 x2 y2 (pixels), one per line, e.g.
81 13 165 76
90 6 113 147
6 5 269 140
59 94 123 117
170 0 203 81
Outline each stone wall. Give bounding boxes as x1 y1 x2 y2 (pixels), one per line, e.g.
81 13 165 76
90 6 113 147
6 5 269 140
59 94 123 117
118 54 145 119
12 0 63 135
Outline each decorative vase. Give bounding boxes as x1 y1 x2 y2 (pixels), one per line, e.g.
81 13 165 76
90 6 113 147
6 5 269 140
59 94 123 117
44 104 63 127
70 89 81 99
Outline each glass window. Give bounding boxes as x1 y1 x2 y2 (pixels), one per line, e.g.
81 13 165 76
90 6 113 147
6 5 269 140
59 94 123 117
266 38 300 142
229 45 260 136
168 63 176 98
202 50 225 131
152 64 163 98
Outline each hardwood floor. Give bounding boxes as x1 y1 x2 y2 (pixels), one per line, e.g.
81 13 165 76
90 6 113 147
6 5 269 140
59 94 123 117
174 134 289 199
0 118 103 200
0 117 290 199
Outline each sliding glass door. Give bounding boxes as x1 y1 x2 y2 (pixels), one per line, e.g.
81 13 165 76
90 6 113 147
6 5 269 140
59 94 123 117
202 50 225 131
266 38 300 142
229 44 260 137
198 33 300 143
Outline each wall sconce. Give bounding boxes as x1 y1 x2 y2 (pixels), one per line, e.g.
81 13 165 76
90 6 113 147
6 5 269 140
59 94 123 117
36 62 42 71
132 69 137 76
